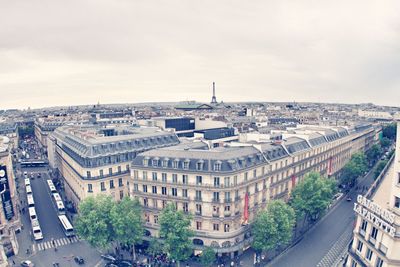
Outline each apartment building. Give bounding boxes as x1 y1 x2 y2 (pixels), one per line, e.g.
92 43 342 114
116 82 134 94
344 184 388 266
346 123 400 267
0 136 20 267
130 124 376 257
50 125 179 206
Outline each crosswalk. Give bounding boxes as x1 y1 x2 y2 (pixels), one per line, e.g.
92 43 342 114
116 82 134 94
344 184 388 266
36 236 80 251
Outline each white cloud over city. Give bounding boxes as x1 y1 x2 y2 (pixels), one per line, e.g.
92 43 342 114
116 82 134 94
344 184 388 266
0 0 400 109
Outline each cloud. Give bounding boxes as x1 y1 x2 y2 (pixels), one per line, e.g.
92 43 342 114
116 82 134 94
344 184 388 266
0 0 399 109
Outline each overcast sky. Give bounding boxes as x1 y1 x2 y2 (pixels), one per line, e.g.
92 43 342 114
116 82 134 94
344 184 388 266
1 0 400 109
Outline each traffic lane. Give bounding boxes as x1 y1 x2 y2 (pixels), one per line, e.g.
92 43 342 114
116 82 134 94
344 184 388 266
271 197 355 267
30 171 65 241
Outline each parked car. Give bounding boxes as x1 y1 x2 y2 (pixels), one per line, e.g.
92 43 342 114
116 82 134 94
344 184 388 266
113 260 132 267
21 260 35 267
101 254 117 262
74 256 85 264
346 197 352 202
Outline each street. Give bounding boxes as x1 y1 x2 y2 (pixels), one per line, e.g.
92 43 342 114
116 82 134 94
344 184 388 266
269 166 378 267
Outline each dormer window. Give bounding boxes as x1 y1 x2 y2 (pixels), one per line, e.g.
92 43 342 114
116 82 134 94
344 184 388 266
143 158 149 167
183 159 190 170
173 159 179 169
162 159 169 168
214 161 222 171
196 161 204 171
152 159 158 167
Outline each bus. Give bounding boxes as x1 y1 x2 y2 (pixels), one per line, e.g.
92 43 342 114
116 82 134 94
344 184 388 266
28 207 37 221
31 219 43 240
47 180 57 193
27 194 35 207
52 193 62 202
58 215 74 237
56 201 66 215
26 185 32 195
46 179 54 187
24 178 30 186
20 160 46 168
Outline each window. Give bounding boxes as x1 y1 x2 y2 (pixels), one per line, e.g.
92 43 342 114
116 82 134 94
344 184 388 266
196 221 202 230
143 198 148 207
214 162 221 171
214 177 220 187
225 192 231 202
172 188 177 196
87 171 91 178
213 223 219 231
119 190 123 200
133 170 139 179
244 172 248 181
183 161 189 169
143 171 148 180
224 177 230 187
183 202 189 213
366 248 373 261
133 183 138 192
110 180 115 189
152 159 158 167
101 182 106 191
357 240 363 252
351 259 358 267
224 223 230 232
118 178 123 187
195 190 202 201
109 168 112 175
152 172 158 181
395 196 400 209
196 176 202 185
224 205 230 211
126 164 130 171
144 213 150 222
375 257 383 267
88 184 93 192
371 227 378 240
162 160 168 168
143 159 148 166
162 173 167 182
161 187 167 195
196 162 203 171
153 199 158 208
152 186 157 194
233 175 237 186
142 185 148 193
253 169 257 178
361 220 368 231
182 175 188 184
172 174 178 183
196 204 202 215
173 160 179 169
255 183 259 192
154 215 159 224
182 189 188 198
213 192 220 202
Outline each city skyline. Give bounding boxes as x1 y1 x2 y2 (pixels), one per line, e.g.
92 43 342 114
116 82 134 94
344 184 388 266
1 1 400 109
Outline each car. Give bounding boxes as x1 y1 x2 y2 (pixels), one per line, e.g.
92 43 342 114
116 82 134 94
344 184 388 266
101 254 117 262
346 197 352 202
37 173 41 178
21 260 35 267
74 256 85 264
113 260 132 267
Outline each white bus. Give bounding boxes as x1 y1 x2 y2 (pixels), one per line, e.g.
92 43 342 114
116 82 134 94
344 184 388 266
24 178 30 186
27 194 35 207
58 215 74 237
56 201 66 215
46 179 54 187
52 193 62 202
31 219 43 240
47 180 57 193
25 185 32 195
28 207 37 221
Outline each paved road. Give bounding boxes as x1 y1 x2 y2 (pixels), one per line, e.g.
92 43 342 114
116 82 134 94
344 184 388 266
269 168 377 267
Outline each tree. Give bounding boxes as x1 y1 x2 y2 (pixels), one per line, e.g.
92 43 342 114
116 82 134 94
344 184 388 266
340 153 368 187
380 137 391 149
252 200 295 252
199 247 216 267
75 195 116 249
146 237 163 257
366 144 382 164
351 152 368 172
374 160 388 179
382 123 397 140
159 203 193 267
290 172 336 222
110 197 144 260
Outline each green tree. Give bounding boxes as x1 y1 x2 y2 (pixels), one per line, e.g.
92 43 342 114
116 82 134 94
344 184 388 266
75 194 116 249
380 137 391 149
146 237 163 257
290 172 336 222
374 160 388 179
366 144 382 164
110 197 144 260
340 153 368 186
159 204 193 267
199 247 216 267
382 123 397 140
351 152 368 171
252 200 296 252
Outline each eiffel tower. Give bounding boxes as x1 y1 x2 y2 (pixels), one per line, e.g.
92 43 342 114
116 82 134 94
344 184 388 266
211 82 217 104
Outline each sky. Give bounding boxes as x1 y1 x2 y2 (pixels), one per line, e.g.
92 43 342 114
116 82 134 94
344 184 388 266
1 0 400 109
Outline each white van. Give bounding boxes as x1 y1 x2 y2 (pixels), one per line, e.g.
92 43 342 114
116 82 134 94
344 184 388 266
26 185 32 195
27 194 35 207
31 219 43 240
24 178 30 186
28 207 37 221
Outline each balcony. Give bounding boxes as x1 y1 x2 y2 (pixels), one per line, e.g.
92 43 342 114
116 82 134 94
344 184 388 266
212 198 220 203
359 229 366 237
212 212 220 218
194 197 202 202
224 198 232 203
195 211 202 216
224 211 231 217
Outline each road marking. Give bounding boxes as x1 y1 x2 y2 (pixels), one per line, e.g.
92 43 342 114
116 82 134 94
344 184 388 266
35 236 80 251
94 259 104 267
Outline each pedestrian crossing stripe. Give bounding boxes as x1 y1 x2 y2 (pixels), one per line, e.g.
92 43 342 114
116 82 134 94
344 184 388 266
36 236 80 251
